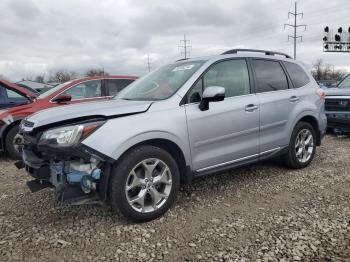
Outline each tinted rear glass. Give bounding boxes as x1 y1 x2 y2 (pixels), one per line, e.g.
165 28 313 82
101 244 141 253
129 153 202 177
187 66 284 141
252 60 289 93
284 62 310 88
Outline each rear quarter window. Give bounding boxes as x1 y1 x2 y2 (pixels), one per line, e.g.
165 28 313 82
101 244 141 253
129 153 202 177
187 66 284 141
283 62 310 88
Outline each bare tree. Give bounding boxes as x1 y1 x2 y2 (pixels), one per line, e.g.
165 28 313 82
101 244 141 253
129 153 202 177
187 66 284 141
311 59 323 80
48 70 78 83
311 59 346 81
34 75 45 83
85 68 109 77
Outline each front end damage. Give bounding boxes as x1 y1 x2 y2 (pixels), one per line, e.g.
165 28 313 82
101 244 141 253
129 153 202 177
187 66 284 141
19 120 112 205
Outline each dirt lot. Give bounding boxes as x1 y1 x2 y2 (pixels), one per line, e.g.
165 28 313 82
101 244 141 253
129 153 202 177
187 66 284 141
0 135 349 262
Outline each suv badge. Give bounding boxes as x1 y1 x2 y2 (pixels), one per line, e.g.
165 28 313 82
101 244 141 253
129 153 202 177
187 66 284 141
339 100 348 107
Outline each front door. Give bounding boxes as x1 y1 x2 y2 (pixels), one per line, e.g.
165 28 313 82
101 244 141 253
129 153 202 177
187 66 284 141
184 59 260 172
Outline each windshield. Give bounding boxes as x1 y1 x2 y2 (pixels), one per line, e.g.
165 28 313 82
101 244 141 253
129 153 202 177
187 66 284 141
338 75 350 88
117 61 205 101
37 81 74 99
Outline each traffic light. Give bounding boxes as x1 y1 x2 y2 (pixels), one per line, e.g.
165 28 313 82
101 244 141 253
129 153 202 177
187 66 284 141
323 26 350 53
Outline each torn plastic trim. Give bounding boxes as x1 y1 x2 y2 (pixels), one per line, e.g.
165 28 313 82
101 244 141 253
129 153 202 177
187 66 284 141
50 159 103 202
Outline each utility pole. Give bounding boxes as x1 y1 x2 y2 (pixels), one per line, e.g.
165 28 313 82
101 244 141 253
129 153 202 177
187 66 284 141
145 54 152 72
284 1 306 59
179 34 192 59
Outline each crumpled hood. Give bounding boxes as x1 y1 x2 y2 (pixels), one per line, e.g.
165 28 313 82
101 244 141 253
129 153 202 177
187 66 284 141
325 88 350 96
24 99 152 130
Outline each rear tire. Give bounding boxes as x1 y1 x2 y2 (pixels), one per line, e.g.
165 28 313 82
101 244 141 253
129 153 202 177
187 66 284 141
283 121 316 169
110 145 180 223
5 124 22 160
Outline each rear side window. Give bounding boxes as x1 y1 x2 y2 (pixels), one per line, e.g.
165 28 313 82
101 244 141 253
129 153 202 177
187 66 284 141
252 60 289 93
284 62 310 88
106 79 134 96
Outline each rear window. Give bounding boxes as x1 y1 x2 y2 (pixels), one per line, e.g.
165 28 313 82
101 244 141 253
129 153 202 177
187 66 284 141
284 62 310 88
252 60 289 93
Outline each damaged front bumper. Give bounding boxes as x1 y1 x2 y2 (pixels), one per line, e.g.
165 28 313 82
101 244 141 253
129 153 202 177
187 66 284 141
21 141 112 205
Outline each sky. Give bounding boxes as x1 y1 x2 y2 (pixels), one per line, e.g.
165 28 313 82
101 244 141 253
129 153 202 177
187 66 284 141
0 0 349 81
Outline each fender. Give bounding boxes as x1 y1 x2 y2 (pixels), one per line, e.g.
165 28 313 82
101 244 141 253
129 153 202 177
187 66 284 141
111 130 192 167
289 110 320 141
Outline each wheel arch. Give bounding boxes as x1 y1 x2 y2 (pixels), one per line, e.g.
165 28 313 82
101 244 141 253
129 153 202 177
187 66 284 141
294 113 321 146
114 138 191 185
103 137 192 204
1 119 22 152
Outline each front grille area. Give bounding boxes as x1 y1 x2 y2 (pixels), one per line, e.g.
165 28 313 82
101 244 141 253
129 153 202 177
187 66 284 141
325 98 350 112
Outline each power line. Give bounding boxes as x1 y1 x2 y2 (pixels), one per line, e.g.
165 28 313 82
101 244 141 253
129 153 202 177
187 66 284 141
145 54 152 72
284 1 307 59
178 34 192 59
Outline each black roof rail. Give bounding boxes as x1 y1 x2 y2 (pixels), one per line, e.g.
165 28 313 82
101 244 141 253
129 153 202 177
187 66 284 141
221 49 292 59
175 58 189 62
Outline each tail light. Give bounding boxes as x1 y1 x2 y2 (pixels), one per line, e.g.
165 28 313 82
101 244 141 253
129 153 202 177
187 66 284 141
316 88 326 100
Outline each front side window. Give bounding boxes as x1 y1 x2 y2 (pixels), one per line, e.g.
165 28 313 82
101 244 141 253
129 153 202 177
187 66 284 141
252 60 289 93
186 59 250 103
106 79 134 96
284 61 310 88
338 75 350 88
117 61 205 101
62 80 102 100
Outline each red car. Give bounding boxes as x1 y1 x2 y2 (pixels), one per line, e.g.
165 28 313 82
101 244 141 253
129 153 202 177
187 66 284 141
0 75 137 158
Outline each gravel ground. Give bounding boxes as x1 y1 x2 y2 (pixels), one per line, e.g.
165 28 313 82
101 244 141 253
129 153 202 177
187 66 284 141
0 135 349 262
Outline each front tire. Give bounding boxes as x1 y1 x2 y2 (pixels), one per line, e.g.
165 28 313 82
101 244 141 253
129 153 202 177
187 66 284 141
5 124 23 160
110 145 180 223
283 121 316 169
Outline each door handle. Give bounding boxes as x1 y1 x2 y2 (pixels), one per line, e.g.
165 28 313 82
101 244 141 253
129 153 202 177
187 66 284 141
245 104 258 112
289 96 299 102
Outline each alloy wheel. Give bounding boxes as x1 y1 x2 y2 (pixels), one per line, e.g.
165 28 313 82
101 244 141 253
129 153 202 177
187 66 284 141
295 129 314 163
125 158 172 213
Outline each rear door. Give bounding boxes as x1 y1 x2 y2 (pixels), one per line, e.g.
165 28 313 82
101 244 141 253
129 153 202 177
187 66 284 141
250 59 295 154
184 59 260 172
106 78 134 96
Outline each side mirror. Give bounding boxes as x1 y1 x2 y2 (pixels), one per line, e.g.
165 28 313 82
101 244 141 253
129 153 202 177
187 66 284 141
199 86 225 111
52 94 72 103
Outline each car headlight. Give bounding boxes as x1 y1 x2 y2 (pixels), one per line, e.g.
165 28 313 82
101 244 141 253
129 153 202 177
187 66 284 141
39 121 105 148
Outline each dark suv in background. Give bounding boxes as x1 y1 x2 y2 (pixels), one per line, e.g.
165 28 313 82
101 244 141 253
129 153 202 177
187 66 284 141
325 74 350 133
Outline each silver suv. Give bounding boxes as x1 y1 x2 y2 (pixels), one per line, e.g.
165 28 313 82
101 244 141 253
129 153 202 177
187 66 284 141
19 49 327 222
